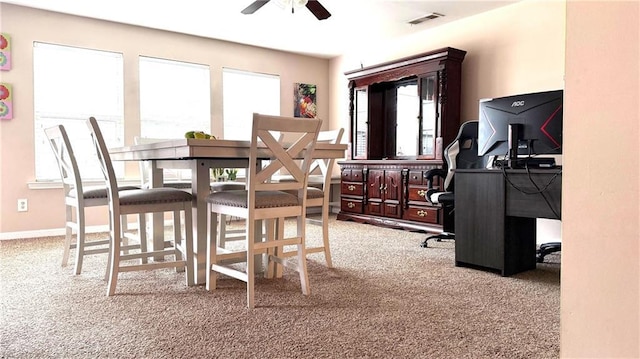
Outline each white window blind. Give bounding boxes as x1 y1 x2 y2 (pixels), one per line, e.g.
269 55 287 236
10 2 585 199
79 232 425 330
139 56 211 138
34 42 124 181
222 68 280 140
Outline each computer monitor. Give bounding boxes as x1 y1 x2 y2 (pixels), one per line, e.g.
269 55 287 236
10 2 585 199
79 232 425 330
477 89 563 168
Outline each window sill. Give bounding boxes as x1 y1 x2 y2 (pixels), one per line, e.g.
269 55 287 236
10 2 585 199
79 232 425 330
28 179 142 190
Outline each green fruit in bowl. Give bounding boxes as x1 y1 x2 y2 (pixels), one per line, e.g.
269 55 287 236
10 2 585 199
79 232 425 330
194 131 206 139
184 131 195 139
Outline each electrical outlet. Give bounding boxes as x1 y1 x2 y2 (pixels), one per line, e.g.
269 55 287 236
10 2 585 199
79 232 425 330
17 199 28 212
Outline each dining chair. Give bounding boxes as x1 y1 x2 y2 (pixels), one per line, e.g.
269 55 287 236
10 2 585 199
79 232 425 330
44 124 139 275
87 117 195 295
205 113 322 308
212 131 285 249
274 128 344 273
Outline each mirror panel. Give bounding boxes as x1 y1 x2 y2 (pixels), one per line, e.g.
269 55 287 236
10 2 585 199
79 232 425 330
354 88 368 158
395 82 419 156
420 75 437 157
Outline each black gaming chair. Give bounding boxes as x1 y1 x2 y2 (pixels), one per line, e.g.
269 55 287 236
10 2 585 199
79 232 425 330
421 121 488 248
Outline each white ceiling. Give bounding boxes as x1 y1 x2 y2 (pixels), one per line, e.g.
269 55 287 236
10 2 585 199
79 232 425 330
1 0 519 58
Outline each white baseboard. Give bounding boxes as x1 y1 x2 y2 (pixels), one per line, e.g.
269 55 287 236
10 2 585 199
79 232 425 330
0 225 110 241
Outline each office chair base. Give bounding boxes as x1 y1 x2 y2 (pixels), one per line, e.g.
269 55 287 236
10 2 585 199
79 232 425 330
536 242 561 263
421 233 455 248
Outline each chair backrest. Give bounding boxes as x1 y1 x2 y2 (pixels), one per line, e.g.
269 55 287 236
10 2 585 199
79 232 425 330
443 120 487 191
86 117 121 210
308 128 344 191
247 113 322 206
44 125 84 201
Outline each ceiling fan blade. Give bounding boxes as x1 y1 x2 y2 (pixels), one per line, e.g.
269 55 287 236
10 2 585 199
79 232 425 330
306 0 331 20
241 0 270 15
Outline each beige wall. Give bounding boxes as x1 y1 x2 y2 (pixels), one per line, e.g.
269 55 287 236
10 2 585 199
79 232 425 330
562 1 639 357
0 4 330 234
329 0 566 133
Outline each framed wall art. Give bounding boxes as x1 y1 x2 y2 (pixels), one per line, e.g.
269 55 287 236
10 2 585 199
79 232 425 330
0 83 13 120
294 83 317 118
0 33 11 71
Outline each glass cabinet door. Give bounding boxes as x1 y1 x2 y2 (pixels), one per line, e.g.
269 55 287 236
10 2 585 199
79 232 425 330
420 73 438 158
353 88 368 158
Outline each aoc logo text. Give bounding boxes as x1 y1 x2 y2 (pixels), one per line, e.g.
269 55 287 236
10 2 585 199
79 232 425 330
511 100 525 107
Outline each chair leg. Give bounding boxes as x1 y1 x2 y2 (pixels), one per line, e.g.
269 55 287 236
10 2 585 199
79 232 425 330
264 219 277 279
138 214 148 264
296 217 310 296
274 218 285 279
320 203 333 268
246 217 256 309
173 210 183 271
106 216 121 296
219 214 228 248
182 207 195 286
62 205 73 269
205 206 218 292
420 232 455 248
74 206 86 275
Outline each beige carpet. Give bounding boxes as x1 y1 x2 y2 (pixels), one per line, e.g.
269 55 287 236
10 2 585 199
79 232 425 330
0 216 560 358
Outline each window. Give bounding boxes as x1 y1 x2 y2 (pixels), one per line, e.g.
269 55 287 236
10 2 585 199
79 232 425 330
139 57 211 138
34 42 124 181
222 68 280 140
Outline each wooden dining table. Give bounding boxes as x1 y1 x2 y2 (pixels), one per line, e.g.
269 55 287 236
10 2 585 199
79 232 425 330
109 138 347 285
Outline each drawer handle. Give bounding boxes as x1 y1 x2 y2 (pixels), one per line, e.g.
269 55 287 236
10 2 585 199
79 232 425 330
417 190 426 197
417 210 427 217
348 185 356 191
347 202 355 209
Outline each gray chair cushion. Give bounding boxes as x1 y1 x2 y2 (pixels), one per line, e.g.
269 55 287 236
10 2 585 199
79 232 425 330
142 181 192 189
206 190 299 208
210 182 245 192
119 188 193 206
70 185 140 199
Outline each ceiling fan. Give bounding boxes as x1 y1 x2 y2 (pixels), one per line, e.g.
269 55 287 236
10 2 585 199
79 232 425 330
241 0 332 20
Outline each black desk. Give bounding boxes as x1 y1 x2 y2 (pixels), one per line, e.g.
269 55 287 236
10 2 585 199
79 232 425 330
454 168 562 276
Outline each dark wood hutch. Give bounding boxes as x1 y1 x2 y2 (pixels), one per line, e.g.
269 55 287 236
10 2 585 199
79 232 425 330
337 47 466 233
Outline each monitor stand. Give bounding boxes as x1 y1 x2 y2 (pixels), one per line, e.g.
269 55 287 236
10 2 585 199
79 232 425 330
507 123 522 169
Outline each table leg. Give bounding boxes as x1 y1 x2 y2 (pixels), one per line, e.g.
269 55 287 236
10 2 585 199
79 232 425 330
192 160 211 285
149 163 165 261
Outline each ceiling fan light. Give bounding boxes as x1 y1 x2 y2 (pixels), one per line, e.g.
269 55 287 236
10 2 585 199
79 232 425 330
293 0 309 7
275 0 290 9
276 0 308 10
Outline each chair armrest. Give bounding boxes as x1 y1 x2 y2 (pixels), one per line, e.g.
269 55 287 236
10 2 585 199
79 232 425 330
424 168 446 187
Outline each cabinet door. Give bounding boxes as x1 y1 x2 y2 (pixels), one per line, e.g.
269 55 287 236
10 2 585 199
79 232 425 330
366 169 403 218
384 170 402 203
419 73 439 158
366 169 384 202
382 170 403 218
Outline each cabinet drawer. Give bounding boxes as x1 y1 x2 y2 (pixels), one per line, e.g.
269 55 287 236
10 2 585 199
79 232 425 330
341 169 364 182
341 198 363 214
341 182 364 196
407 185 430 202
408 171 425 185
405 206 440 224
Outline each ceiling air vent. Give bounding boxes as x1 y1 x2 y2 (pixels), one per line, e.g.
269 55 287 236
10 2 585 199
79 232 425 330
408 12 445 25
